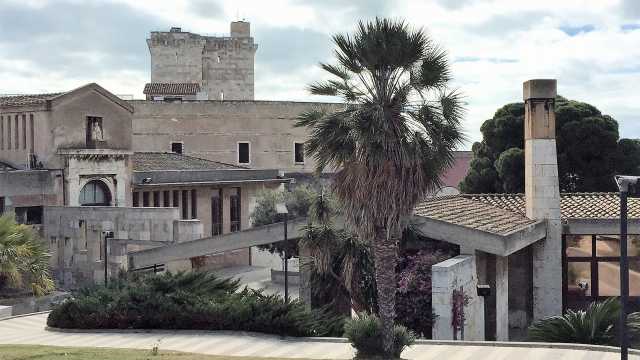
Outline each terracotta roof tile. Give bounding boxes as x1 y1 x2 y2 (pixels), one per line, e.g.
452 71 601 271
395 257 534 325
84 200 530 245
132 152 245 172
0 93 63 107
143 83 201 96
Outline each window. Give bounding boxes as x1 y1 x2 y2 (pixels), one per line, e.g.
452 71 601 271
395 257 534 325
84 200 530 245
0 116 3 150
132 192 139 207
294 142 304 164
14 115 18 150
29 114 34 153
181 190 189 219
0 197 4 216
230 187 241 232
191 189 197 219
153 191 160 207
171 142 183 154
142 192 150 207
220 91 224 101
238 142 250 164
79 180 111 206
86 116 104 148
173 190 180 209
564 234 640 311
163 190 171 207
15 206 43 225
6 115 11 149
21 114 26 150
211 189 222 236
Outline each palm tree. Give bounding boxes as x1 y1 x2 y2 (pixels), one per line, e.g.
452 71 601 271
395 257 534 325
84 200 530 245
0 215 54 296
297 18 464 354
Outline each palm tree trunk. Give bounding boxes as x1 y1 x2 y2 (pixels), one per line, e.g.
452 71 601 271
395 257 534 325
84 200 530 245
372 225 398 356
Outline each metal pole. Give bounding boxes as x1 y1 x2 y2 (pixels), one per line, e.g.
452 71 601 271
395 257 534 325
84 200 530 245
284 212 289 303
103 234 108 285
620 190 629 360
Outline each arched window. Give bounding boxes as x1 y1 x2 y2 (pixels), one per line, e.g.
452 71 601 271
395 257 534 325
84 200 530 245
79 180 111 206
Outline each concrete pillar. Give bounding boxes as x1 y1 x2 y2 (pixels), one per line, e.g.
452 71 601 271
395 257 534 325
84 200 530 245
495 255 509 341
523 79 563 320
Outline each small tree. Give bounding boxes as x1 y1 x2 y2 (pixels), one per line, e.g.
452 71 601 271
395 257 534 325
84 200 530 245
0 215 54 296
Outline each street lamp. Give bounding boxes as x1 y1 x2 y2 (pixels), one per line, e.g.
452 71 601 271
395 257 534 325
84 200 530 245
102 230 114 285
276 202 289 302
615 175 639 360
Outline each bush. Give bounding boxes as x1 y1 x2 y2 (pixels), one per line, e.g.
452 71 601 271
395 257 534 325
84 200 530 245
344 313 415 359
47 271 342 337
528 298 640 346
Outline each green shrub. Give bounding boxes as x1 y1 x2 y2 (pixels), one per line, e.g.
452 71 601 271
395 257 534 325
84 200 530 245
47 271 342 337
528 298 640 346
344 313 415 359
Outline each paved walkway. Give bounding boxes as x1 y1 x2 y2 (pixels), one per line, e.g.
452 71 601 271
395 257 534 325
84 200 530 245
1 313 638 359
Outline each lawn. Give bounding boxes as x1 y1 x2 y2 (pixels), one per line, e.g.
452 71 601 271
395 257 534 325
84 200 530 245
0 345 328 360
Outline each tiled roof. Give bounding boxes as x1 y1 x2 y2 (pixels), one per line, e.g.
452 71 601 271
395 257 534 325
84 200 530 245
415 192 640 236
143 83 201 95
132 152 244 172
414 195 537 236
0 93 63 107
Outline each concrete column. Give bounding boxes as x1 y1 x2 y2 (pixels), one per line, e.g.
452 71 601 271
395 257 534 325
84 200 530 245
523 79 563 320
495 255 509 341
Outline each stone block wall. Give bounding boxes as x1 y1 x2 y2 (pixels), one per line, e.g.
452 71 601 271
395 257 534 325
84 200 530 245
432 255 484 341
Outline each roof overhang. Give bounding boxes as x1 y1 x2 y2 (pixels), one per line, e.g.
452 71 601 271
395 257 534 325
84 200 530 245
132 169 290 186
563 218 640 235
410 214 547 256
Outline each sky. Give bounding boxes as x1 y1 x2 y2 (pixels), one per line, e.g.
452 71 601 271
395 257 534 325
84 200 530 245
0 0 639 148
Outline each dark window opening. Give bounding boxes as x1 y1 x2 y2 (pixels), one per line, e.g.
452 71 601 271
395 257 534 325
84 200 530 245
294 142 304 163
230 187 241 232
171 142 183 154
142 192 150 207
132 192 139 207
153 191 160 207
21 114 26 150
15 206 43 225
172 190 180 209
0 197 4 216
1 115 4 150
238 142 250 164
163 190 171 207
211 189 222 236
29 114 34 153
7 115 11 149
181 190 189 219
79 180 111 206
14 115 19 150
191 189 197 219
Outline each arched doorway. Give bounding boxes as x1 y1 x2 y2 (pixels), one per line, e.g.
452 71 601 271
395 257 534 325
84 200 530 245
79 180 112 206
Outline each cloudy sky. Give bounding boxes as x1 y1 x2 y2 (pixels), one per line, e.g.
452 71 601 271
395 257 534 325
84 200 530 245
1 0 639 147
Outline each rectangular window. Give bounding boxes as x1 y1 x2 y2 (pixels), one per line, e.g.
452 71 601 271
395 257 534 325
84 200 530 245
171 142 183 154
173 190 180 208
14 206 43 225
0 197 4 216
230 187 241 232
132 192 139 207
153 191 160 207
14 115 19 150
21 114 26 150
181 190 189 219
238 142 250 164
163 190 171 207
7 115 11 150
29 114 34 153
294 142 304 163
211 189 222 236
191 189 197 219
142 192 150 207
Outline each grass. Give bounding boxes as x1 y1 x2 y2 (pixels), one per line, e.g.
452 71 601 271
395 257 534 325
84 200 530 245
0 345 328 360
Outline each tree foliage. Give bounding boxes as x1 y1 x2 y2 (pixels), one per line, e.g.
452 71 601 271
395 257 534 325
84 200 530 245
298 18 464 355
0 215 54 296
460 97 639 193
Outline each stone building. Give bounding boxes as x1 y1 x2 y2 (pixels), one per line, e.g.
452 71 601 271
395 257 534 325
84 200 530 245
147 22 257 101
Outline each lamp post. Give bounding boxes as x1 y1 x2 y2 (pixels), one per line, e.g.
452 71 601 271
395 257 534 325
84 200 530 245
102 230 114 285
276 202 289 302
615 175 639 360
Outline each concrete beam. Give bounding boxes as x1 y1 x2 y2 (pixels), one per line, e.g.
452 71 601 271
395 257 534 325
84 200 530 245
411 216 546 257
129 217 309 269
564 219 640 235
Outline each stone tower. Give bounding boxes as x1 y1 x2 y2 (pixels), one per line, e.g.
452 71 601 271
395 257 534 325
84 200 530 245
146 21 258 100
523 79 563 320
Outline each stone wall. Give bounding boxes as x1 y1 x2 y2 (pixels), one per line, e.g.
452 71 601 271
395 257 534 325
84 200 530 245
432 255 484 341
130 100 341 173
0 170 62 213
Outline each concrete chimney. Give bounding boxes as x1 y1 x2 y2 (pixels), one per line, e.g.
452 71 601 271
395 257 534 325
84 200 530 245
523 79 562 320
230 21 250 37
